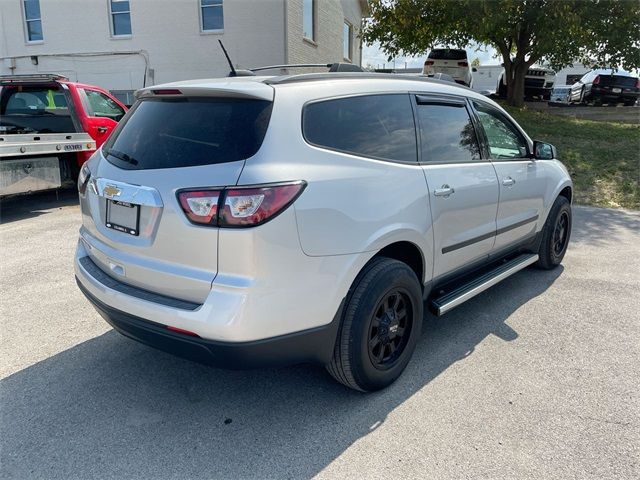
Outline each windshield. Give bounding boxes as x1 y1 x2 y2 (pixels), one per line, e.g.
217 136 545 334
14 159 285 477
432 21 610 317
103 97 273 170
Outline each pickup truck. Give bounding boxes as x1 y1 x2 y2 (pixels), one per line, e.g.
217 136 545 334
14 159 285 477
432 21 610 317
0 74 127 197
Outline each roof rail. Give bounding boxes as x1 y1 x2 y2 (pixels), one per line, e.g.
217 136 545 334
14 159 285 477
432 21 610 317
263 72 470 88
0 73 69 84
250 63 364 73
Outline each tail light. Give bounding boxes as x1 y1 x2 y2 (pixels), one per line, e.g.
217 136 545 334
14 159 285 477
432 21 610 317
178 189 221 224
153 89 182 95
636 78 640 89
77 162 91 195
458 62 469 67
425 60 434 66
593 75 600 85
177 181 306 228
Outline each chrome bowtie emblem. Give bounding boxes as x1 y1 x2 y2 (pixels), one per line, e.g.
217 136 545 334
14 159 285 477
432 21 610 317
103 184 121 198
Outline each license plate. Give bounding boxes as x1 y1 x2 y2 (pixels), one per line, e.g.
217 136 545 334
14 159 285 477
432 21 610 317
106 200 140 236
612 88 622 93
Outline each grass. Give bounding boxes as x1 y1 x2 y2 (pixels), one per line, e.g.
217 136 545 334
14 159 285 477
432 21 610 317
503 105 640 210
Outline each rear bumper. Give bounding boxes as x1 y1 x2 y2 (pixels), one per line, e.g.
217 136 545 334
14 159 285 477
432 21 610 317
77 278 342 369
590 87 639 101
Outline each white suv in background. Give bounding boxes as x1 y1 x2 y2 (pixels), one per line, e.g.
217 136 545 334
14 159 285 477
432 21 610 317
422 48 473 87
75 73 572 391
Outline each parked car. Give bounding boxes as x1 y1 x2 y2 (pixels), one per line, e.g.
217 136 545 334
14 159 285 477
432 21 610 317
497 65 556 99
75 73 572 391
422 48 474 87
548 85 572 106
0 74 127 197
424 72 457 84
569 69 639 106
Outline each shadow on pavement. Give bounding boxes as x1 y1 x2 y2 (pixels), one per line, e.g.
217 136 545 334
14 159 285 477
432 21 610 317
0 188 79 224
1 266 562 479
570 206 640 247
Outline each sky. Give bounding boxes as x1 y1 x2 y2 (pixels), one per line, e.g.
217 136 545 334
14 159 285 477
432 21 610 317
362 42 501 69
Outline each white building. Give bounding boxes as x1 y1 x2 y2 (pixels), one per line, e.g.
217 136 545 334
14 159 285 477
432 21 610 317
0 0 366 103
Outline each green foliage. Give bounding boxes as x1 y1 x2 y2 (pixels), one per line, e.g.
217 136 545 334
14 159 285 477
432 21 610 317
363 0 640 105
364 0 639 70
505 106 640 209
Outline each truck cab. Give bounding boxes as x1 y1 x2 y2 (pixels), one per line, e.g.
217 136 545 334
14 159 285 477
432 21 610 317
0 74 127 196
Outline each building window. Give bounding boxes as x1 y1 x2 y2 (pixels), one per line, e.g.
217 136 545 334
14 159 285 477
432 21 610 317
303 0 315 41
201 0 224 32
110 0 132 36
343 22 352 61
23 0 43 42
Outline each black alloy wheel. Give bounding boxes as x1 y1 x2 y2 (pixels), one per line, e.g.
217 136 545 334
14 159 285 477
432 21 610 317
552 211 570 257
367 289 413 369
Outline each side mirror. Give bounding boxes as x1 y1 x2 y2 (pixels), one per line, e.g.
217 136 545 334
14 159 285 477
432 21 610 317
533 140 556 160
472 67 478 72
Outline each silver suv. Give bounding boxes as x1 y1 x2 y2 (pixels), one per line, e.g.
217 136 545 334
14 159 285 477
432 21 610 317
75 73 572 391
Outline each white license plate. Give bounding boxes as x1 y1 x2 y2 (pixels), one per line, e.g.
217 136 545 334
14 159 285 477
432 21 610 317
106 200 140 236
612 88 622 93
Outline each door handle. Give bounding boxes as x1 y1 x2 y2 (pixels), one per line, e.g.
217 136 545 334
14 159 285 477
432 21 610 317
434 185 455 197
97 126 108 133
502 177 516 187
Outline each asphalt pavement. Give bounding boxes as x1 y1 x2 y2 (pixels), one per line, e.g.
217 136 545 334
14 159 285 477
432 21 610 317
1 190 638 479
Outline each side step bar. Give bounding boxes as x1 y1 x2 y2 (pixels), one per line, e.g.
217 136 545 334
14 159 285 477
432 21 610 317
431 253 539 316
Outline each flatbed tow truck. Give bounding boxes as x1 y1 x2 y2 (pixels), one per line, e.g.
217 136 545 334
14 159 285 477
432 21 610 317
1 74 126 197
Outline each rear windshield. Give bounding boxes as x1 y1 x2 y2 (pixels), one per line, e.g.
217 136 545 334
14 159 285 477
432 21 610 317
103 97 273 170
428 49 467 61
0 85 75 134
598 75 637 87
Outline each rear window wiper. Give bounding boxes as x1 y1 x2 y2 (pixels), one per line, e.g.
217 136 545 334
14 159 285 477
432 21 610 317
105 148 138 166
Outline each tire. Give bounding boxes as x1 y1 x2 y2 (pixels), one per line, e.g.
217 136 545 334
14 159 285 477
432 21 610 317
536 196 572 270
326 257 423 392
623 100 637 107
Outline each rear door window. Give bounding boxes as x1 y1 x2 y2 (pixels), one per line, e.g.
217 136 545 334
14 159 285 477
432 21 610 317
302 94 417 163
103 97 273 170
415 99 480 163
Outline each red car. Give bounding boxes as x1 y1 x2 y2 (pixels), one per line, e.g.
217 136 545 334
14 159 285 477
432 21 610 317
0 74 128 196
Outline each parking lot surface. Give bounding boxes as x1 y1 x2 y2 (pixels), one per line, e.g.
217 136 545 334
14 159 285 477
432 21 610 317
1 191 639 479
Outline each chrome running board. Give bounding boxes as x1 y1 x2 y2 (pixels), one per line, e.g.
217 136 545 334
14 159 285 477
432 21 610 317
431 253 539 316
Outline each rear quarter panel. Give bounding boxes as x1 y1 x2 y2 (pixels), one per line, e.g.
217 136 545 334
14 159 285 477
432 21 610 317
237 86 434 274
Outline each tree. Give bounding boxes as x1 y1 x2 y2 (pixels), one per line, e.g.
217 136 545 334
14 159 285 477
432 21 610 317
362 0 640 106
471 57 481 68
